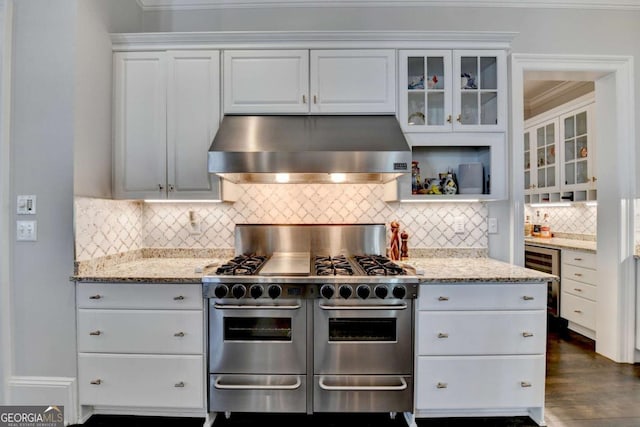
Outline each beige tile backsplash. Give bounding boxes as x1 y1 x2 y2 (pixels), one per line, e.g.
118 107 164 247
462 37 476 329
75 184 488 261
524 204 597 237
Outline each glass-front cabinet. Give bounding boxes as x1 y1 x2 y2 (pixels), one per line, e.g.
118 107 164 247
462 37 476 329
524 118 560 197
561 105 595 192
399 50 506 133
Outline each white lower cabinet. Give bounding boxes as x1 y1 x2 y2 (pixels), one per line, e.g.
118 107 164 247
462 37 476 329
413 282 547 426
560 249 597 339
75 282 207 418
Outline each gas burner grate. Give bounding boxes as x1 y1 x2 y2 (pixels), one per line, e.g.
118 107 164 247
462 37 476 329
216 254 268 275
314 255 354 276
353 255 406 276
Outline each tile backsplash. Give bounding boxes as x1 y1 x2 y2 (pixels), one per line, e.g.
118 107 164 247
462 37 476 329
524 204 597 237
75 184 488 261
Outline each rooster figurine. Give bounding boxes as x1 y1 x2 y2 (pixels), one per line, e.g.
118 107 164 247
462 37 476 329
427 74 438 89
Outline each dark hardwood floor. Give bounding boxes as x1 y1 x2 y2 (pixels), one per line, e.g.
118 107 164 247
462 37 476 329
76 320 640 427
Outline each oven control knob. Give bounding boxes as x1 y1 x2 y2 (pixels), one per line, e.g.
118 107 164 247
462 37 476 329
356 285 371 299
231 284 246 299
392 285 407 299
250 284 264 299
339 285 352 299
267 284 282 299
214 284 229 299
374 285 389 299
320 285 335 299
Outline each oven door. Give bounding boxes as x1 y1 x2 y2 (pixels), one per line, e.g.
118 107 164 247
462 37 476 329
209 299 307 374
313 299 413 375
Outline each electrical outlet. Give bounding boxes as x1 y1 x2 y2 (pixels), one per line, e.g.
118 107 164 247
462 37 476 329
488 217 498 234
454 217 465 234
17 220 37 241
17 195 36 215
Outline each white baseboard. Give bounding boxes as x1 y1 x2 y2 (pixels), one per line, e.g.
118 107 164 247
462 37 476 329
7 376 77 425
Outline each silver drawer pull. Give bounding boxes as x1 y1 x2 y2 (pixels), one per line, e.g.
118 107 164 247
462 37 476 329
574 273 583 277
574 309 583 314
319 302 407 311
574 257 583 261
174 382 185 388
89 294 102 300
520 381 532 388
574 288 583 292
173 295 185 301
89 330 101 336
90 379 102 385
215 303 301 310
437 333 449 339
215 376 301 390
522 332 534 337
437 296 449 301
174 332 185 337
522 296 535 301
436 382 447 389
318 377 407 391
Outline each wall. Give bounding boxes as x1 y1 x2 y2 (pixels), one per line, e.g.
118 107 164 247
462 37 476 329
75 188 488 261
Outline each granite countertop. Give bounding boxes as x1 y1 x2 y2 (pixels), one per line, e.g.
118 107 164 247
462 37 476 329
525 237 596 253
72 251 556 284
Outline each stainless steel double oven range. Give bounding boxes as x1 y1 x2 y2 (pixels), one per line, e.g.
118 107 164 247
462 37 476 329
202 224 419 416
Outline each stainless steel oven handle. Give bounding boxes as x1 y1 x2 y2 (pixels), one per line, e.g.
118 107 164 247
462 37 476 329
213 303 301 310
213 376 302 390
318 377 407 391
318 302 408 311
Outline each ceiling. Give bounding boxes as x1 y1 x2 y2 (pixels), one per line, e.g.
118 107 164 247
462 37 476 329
523 80 595 120
136 0 640 10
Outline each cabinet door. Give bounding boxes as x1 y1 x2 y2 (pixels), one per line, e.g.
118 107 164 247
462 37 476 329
532 118 560 194
524 128 535 194
113 52 167 199
223 50 309 114
166 51 221 199
453 50 506 132
560 103 596 191
310 49 396 113
399 50 452 132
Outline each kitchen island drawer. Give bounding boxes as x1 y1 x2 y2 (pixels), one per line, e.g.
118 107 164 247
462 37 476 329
417 311 546 355
78 354 204 408
562 249 596 269
419 283 546 311
562 264 597 286
77 283 203 310
77 309 203 354
561 292 596 330
563 278 596 301
416 355 545 409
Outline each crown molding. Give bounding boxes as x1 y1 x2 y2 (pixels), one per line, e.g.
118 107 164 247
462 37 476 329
137 0 640 11
111 30 517 50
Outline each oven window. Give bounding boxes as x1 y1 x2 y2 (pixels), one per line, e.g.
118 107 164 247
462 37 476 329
328 318 396 342
224 317 292 341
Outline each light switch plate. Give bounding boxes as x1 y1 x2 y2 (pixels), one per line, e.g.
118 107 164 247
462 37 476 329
17 220 37 241
454 217 465 234
17 195 36 215
488 217 498 234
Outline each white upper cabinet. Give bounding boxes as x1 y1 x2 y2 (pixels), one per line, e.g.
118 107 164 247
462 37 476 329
223 49 396 114
399 50 506 133
524 117 560 196
113 50 222 200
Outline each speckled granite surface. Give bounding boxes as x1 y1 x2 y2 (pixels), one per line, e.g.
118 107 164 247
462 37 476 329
401 257 556 283
525 237 596 253
72 248 553 284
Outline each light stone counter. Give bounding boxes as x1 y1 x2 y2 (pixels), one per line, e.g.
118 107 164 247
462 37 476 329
401 257 557 283
525 237 597 253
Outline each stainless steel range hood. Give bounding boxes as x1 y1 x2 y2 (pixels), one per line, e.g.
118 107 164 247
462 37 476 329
208 115 411 184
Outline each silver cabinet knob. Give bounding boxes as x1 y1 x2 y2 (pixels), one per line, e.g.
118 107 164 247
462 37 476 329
174 381 185 388
436 382 447 389
520 381 532 388
438 296 449 301
174 332 185 337
90 379 102 385
522 332 534 337
173 295 185 301
437 333 449 339
522 296 534 301
89 294 102 300
89 330 101 336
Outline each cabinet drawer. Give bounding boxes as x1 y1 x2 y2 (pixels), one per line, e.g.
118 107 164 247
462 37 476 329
561 292 596 330
77 309 203 354
562 278 596 301
562 249 596 269
416 355 545 410
419 283 546 311
77 283 203 310
562 264 597 286
78 354 204 408
417 311 546 356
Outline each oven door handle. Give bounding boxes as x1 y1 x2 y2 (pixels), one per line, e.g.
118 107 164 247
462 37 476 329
213 303 301 310
213 376 302 390
318 376 408 391
318 302 408 311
